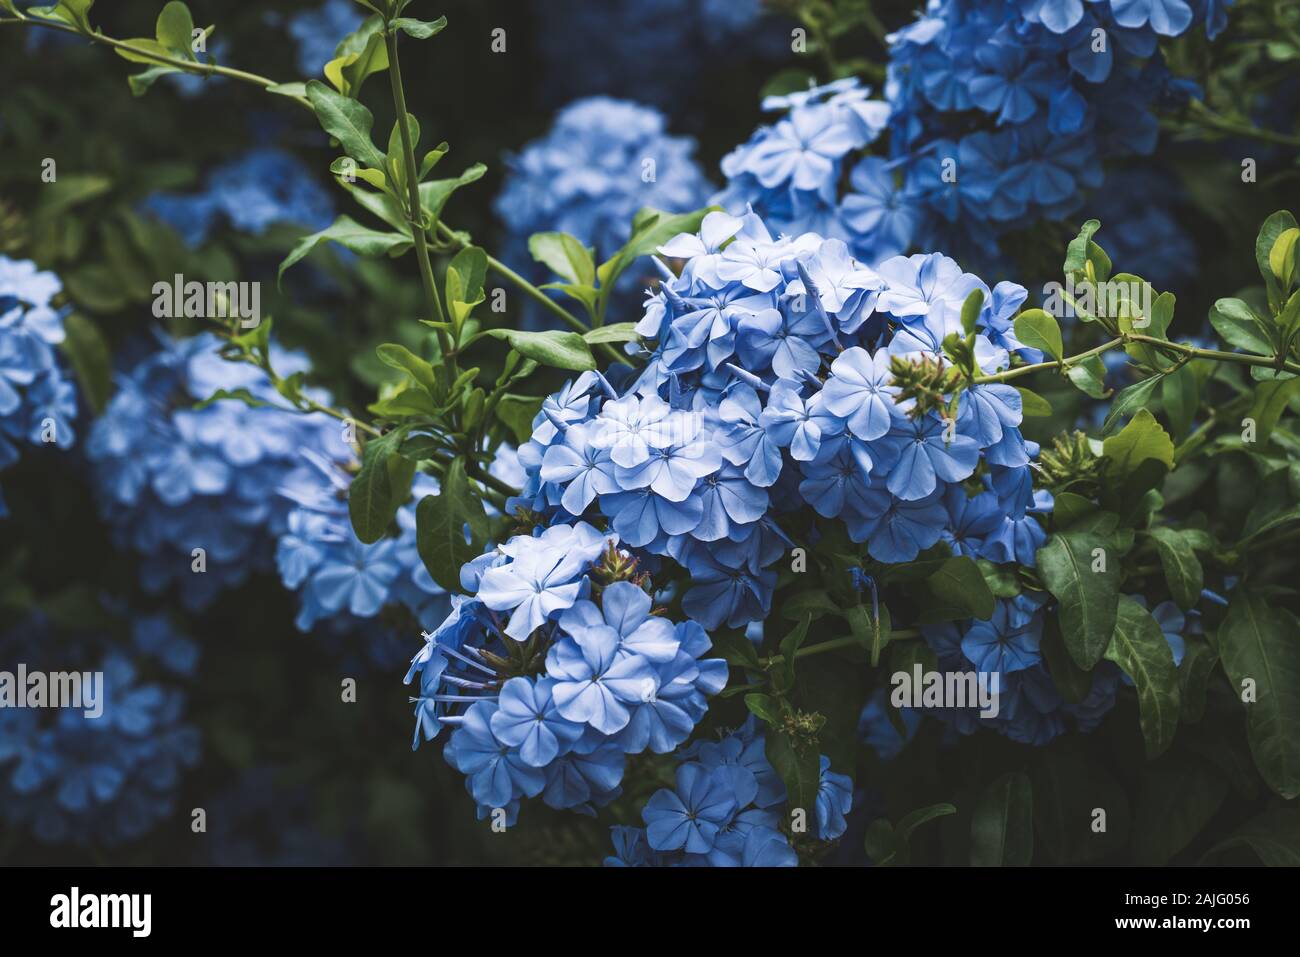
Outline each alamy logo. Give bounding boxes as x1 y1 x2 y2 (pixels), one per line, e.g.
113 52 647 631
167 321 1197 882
49 887 151 937
890 664 1000 719
0 665 102 718
152 273 261 327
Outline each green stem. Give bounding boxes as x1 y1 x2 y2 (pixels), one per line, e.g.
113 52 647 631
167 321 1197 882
760 630 919 668
385 28 453 372
972 338 1125 384
1181 99 1300 149
0 15 295 92
1127 334 1300 377
8 12 635 370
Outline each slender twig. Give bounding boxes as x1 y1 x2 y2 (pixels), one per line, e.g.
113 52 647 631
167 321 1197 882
760 630 920 668
385 28 453 374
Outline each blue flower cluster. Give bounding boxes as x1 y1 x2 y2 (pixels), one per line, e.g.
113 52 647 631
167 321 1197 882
921 594 1122 745
406 521 728 821
0 614 200 846
506 211 1048 632
277 456 449 633
285 0 365 78
718 0 1227 263
87 333 342 611
0 256 76 518
494 97 713 325
141 148 334 248
605 718 853 867
531 0 783 109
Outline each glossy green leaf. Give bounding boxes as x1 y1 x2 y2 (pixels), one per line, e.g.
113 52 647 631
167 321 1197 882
1216 591 1300 799
1105 596 1182 758
1036 530 1120 669
970 771 1033 866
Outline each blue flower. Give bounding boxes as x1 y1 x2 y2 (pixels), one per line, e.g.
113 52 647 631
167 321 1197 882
821 346 902 440
476 522 612 639
643 762 739 853
87 333 342 610
444 701 546 809
489 677 585 768
286 0 365 75
546 614 659 735
960 596 1045 674
874 415 981 501
0 617 200 847
816 756 854 840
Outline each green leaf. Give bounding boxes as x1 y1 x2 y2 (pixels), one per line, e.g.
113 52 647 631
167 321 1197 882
1132 762 1227 865
278 215 411 284
494 393 544 445
392 15 447 38
529 232 596 286
597 205 715 291
744 693 781 726
1246 377 1300 446
1209 297 1273 355
1100 374 1163 435
1015 386 1053 416
1203 808 1300 865
57 313 113 414
63 264 127 313
918 555 994 622
1036 530 1120 669
349 427 410 544
1105 596 1182 758
127 65 181 96
1063 219 1101 275
1179 635 1218 725
867 804 955 866
1012 308 1063 361
418 164 488 223
446 246 488 326
375 343 437 393
583 323 640 345
1147 527 1203 611
709 632 762 670
1102 408 1173 484
155 1 195 56
28 0 94 32
970 772 1033 866
1215 590 1300 799
1269 227 1299 291
415 457 489 591
766 731 821 820
846 602 890 666
326 30 389 98
1065 354 1110 399
1256 211 1298 313
960 289 984 336
305 80 386 170
486 329 596 371
1160 364 1197 440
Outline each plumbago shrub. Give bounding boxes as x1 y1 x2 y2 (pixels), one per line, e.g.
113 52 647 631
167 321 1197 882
3 0 1299 868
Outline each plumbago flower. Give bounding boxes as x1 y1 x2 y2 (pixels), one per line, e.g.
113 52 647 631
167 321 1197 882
87 333 344 611
605 718 853 867
493 97 713 327
276 453 449 637
716 0 1229 266
141 148 334 248
0 614 200 846
0 256 77 518
920 593 1123 745
505 210 1048 636
405 522 727 821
